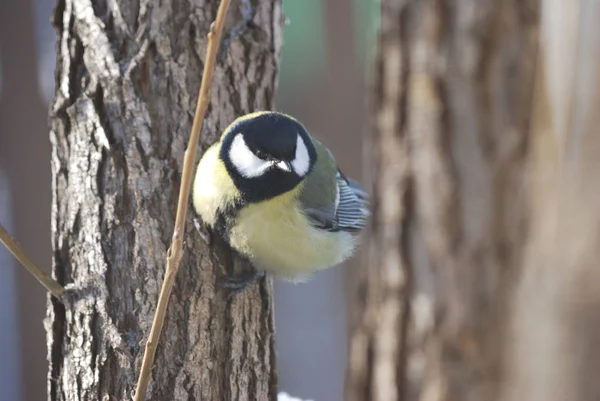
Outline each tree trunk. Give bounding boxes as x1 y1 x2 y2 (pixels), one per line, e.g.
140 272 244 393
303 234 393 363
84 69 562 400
502 2 600 400
347 0 539 400
47 1 282 400
349 0 600 400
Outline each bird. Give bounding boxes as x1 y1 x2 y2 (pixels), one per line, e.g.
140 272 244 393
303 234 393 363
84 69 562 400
192 111 369 290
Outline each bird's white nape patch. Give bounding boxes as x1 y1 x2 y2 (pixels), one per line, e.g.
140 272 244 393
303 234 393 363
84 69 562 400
229 134 272 178
292 135 311 176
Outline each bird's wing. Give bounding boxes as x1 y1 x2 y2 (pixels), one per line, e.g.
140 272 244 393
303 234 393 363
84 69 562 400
299 142 369 232
331 169 370 232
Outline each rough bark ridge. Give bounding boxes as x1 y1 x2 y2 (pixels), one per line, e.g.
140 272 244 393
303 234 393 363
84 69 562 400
347 1 539 400
46 1 282 400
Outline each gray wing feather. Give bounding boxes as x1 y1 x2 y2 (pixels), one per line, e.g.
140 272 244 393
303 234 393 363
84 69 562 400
345 177 369 200
302 169 370 232
333 170 370 232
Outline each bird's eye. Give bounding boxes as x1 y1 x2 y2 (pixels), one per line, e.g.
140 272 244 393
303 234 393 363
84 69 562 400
255 149 269 160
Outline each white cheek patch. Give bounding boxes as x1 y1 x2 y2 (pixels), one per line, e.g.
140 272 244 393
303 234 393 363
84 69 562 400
292 135 311 176
229 134 272 178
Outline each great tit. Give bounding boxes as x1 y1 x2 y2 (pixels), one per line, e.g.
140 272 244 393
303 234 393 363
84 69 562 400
192 111 369 288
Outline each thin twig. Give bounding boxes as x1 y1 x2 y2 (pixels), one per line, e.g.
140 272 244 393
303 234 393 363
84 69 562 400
133 1 232 400
0 222 64 300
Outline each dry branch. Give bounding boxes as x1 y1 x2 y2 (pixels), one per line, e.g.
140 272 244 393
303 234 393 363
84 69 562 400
133 0 232 400
0 222 64 300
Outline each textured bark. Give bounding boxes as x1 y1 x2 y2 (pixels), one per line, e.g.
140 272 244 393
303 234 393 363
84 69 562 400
46 0 282 400
347 0 539 400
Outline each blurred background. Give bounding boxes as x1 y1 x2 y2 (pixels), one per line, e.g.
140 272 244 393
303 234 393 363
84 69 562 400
0 1 379 400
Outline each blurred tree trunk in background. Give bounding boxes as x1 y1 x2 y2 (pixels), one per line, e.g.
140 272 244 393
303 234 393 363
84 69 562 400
347 0 600 400
48 0 281 400
502 2 600 400
348 0 538 397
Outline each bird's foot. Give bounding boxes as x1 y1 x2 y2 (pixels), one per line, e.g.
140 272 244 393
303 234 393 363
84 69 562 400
218 269 265 296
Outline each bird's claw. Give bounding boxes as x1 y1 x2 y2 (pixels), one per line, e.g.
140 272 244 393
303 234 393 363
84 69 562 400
218 269 265 296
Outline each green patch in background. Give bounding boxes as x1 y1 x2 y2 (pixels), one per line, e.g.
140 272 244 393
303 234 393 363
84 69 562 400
280 0 328 87
353 0 380 66
278 0 380 89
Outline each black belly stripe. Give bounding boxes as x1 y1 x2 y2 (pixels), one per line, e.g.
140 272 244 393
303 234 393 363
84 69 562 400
214 199 246 245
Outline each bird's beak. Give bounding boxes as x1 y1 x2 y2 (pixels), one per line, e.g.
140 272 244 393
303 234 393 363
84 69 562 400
275 160 293 172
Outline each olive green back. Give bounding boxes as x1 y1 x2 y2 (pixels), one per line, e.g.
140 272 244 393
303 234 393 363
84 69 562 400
298 138 338 212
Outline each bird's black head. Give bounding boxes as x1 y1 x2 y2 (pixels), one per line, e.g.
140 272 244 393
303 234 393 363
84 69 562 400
220 112 318 203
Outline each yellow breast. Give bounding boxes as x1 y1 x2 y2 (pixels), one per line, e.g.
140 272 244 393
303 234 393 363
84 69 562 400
228 189 356 280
